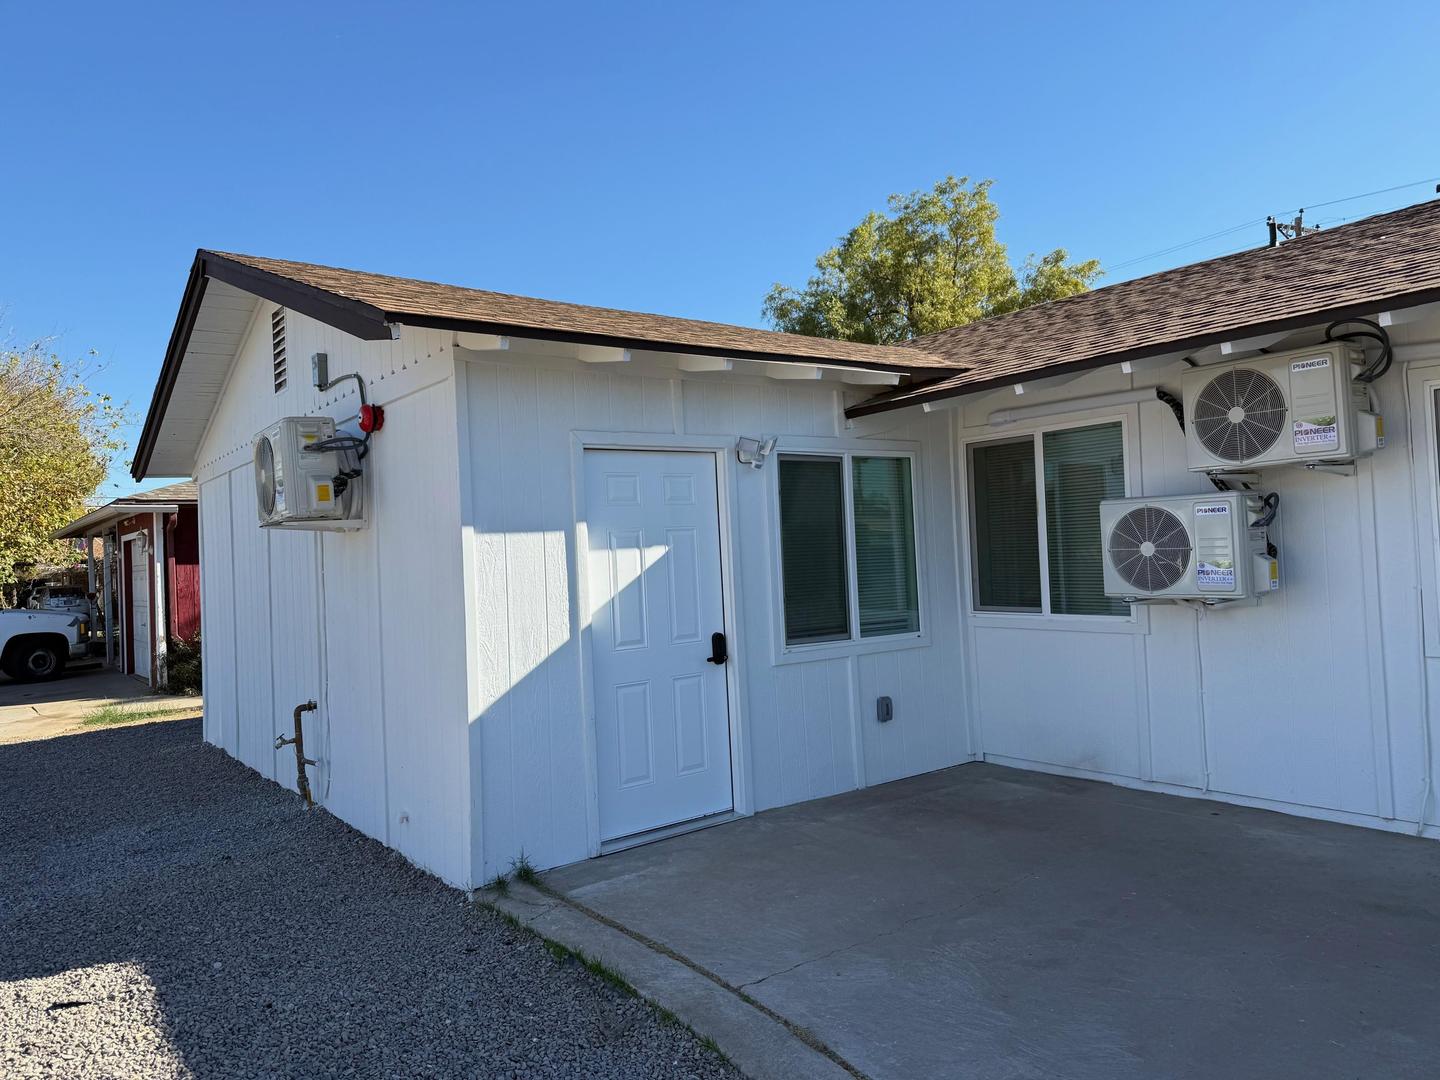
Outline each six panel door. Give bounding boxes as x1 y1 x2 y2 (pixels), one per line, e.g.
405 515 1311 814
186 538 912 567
584 450 734 841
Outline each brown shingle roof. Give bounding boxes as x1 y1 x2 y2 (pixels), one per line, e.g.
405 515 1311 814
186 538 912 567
127 481 198 503
848 199 1440 416
205 251 955 372
52 482 197 538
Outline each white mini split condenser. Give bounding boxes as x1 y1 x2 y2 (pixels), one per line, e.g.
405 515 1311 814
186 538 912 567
1099 491 1278 604
1180 343 1381 472
253 417 363 529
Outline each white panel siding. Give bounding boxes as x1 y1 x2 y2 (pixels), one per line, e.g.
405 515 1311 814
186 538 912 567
975 628 1145 777
198 476 235 754
463 353 972 878
374 378 470 880
266 528 322 795
194 309 471 887
229 468 276 778
467 362 593 875
956 331 1440 837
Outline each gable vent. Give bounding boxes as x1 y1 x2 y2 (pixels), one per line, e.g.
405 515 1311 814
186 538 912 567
271 308 288 393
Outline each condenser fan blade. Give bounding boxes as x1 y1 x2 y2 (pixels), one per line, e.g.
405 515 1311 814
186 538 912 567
1108 506 1194 591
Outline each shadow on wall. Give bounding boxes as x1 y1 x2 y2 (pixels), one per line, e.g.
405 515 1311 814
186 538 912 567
469 528 670 880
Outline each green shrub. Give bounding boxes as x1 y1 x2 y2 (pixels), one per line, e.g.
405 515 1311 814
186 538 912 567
166 633 202 695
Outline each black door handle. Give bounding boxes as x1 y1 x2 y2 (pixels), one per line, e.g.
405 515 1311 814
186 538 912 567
707 631 728 665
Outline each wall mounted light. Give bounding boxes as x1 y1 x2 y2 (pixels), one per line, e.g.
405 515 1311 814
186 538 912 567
735 436 777 469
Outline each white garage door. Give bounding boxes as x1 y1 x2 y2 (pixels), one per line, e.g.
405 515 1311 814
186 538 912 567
584 449 734 842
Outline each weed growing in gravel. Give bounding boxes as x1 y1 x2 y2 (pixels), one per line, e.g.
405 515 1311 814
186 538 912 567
492 908 524 932
470 893 736 1072
539 939 638 997
83 704 199 728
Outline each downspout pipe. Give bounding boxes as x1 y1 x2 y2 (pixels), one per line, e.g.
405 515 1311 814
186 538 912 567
275 700 319 806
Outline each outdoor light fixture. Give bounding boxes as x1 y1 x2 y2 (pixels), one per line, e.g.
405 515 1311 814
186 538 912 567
735 436 777 469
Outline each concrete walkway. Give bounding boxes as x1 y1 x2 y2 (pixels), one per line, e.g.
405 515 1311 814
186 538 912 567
0 667 200 744
544 764 1440 1080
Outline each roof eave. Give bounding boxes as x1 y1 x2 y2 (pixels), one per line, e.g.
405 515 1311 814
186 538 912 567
843 284 1440 419
133 254 950 480
53 502 182 539
130 252 396 480
131 255 206 480
395 312 935 373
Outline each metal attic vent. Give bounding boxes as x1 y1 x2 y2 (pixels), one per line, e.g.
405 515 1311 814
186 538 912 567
271 308 288 393
1108 505 1193 592
1191 368 1286 461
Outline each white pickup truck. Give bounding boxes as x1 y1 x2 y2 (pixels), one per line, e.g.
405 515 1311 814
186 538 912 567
0 609 90 682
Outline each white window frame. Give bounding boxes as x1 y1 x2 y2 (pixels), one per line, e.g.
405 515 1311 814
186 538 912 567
770 444 929 663
961 410 1144 634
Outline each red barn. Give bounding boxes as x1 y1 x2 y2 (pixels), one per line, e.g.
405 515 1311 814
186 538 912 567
54 481 200 687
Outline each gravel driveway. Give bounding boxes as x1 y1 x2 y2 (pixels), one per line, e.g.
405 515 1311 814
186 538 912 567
0 719 738 1079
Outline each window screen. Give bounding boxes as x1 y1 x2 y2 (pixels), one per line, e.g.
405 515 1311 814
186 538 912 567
852 456 919 636
778 456 850 644
970 439 1041 611
1042 423 1126 616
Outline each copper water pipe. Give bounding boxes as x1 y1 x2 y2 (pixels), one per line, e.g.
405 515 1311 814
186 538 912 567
274 700 319 806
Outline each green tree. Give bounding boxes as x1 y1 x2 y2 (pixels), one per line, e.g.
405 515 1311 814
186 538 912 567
0 341 127 597
763 176 1102 343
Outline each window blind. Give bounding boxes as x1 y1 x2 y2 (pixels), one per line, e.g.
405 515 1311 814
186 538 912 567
970 439 1041 611
778 456 850 644
852 456 919 636
1042 423 1126 616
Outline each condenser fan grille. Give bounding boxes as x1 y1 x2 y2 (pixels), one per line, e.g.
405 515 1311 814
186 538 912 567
1192 368 1287 462
1108 506 1193 592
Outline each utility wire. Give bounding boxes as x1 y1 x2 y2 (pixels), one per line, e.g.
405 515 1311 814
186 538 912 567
1108 219 1265 271
1108 175 1440 274
1293 176 1440 213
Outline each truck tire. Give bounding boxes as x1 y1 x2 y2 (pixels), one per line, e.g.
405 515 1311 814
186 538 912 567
2 638 66 682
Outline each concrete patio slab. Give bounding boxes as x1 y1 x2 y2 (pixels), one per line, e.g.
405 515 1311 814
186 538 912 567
547 764 1440 1080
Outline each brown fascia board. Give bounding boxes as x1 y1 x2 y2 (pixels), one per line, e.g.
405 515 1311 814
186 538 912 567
843 284 1440 419
131 251 397 480
393 312 930 374
132 256 209 479
134 253 933 480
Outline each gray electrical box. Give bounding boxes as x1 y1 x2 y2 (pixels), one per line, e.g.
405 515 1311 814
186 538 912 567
877 696 893 723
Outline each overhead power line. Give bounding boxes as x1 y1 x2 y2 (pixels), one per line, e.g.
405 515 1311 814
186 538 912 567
1108 219 1264 271
1108 175 1440 274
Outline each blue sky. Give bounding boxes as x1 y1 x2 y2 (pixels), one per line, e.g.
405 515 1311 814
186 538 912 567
4 1 1439 497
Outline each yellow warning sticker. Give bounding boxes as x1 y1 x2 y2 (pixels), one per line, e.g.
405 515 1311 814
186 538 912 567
315 482 332 503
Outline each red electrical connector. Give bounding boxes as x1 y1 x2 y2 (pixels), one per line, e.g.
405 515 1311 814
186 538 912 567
359 404 385 433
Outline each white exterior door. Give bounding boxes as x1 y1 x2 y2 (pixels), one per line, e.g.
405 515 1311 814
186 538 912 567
585 450 733 842
129 537 151 682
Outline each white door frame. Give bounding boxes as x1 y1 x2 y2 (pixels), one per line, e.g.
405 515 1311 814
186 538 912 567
150 511 168 689
571 431 751 857
120 528 149 683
